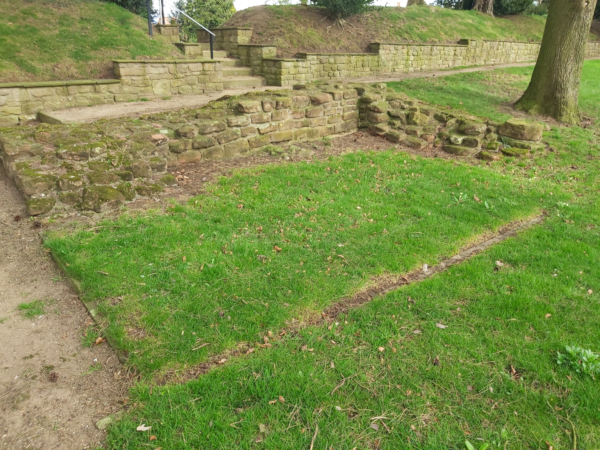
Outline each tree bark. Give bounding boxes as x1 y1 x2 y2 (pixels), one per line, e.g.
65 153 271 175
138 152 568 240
515 0 598 125
473 0 493 16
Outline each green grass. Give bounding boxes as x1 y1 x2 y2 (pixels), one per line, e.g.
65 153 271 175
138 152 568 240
0 0 177 82
17 300 45 319
46 152 550 375
50 62 600 448
225 5 554 57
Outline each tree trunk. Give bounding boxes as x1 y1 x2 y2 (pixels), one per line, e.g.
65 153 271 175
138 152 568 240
515 0 598 125
473 0 493 16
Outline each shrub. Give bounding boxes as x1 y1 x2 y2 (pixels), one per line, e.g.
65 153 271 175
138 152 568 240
310 0 374 20
493 0 533 16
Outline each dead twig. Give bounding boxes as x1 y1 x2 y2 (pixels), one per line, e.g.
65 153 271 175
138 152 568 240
330 373 358 396
309 424 319 450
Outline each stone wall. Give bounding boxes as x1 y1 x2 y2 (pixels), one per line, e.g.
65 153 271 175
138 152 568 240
114 60 223 99
207 27 600 86
0 80 546 217
0 60 223 126
197 28 252 56
154 24 180 43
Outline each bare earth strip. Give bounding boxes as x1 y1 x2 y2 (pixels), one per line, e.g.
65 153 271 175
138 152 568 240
0 169 127 450
160 214 544 385
49 62 542 125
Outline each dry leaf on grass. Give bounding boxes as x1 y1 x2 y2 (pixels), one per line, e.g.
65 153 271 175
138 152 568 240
136 424 151 432
435 323 447 329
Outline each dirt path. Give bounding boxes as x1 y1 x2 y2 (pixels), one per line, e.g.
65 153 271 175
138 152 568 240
0 168 126 450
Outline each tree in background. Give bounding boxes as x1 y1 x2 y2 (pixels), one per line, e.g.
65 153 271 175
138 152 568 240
516 0 598 124
173 0 235 41
435 0 531 14
106 0 154 18
473 0 493 15
595 0 600 18
310 0 374 23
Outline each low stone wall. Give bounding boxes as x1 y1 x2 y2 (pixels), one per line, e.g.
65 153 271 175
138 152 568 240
197 27 252 56
114 60 223 99
0 80 543 218
0 60 223 126
154 24 180 43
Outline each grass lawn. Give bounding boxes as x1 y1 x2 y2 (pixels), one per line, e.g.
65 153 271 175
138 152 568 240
0 0 176 82
47 153 548 375
47 61 600 448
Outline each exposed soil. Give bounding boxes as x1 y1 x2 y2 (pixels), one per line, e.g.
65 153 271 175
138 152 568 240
0 167 128 449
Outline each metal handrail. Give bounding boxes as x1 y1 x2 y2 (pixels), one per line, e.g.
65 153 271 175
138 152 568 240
172 7 215 60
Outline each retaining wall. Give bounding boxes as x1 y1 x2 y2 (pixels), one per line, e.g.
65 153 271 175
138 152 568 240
0 60 222 126
208 27 600 86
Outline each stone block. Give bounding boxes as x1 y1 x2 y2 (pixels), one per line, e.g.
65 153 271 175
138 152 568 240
305 107 323 118
126 161 152 178
385 130 407 143
237 100 262 113
192 135 217 149
271 110 288 121
241 126 257 137
227 116 251 127
27 196 55 216
443 144 476 156
82 186 125 212
367 101 388 113
248 134 271 148
178 150 202 164
459 120 487 136
169 139 192 153
271 130 293 143
251 112 271 124
309 93 333 105
224 139 250 157
216 128 241 144
197 120 227 134
499 119 543 141
176 125 199 138
367 112 388 123
408 111 429 126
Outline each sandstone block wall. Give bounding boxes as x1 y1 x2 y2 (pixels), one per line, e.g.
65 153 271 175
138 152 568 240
197 28 252 56
208 27 600 86
114 60 223 99
154 24 180 43
0 60 223 126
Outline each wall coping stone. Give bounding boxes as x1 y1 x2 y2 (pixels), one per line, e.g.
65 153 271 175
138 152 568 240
0 79 121 89
212 27 252 30
262 58 304 62
372 42 467 48
297 52 377 56
113 59 218 64
237 44 278 48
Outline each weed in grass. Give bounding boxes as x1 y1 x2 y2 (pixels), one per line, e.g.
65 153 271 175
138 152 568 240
17 300 45 319
557 346 600 379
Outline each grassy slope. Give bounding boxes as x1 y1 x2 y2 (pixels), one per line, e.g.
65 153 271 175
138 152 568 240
223 5 549 57
96 61 600 448
0 0 178 83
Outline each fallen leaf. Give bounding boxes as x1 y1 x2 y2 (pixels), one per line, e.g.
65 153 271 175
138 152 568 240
377 347 385 352
182 256 186 262
150 435 157 441
137 424 151 432
467 385 474 391
258 423 269 434
413 329 421 334
588 289 593 295
94 337 106 346
273 246 282 252
278 396 285 403
237 204 244 209
495 260 504 267
473 195 481 203
432 357 440 366
301 345 308 352
370 423 379 431
269 400 277 405
435 323 447 329
545 313 551 319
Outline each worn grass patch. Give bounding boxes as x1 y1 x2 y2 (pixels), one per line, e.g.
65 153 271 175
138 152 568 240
46 151 548 375
17 300 45 319
0 0 177 82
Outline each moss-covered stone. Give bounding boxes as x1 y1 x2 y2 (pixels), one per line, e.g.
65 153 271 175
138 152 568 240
57 173 83 191
237 101 262 114
501 147 529 157
499 119 543 141
16 171 57 196
159 174 177 186
443 145 476 156
459 120 487 136
384 130 407 143
169 139 192 154
27 196 55 216
125 161 151 178
197 120 227 135
477 151 502 161
176 125 199 139
404 136 427 150
367 101 388 114
82 186 125 212
87 171 120 185
408 111 430 126
59 191 82 206
135 183 163 197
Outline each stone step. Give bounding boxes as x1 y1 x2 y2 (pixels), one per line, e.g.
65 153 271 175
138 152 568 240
222 76 267 89
202 50 227 58
222 66 253 76
217 59 244 67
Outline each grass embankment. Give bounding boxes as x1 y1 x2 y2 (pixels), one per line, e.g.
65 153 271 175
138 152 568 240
48 61 600 448
223 5 550 56
0 0 178 83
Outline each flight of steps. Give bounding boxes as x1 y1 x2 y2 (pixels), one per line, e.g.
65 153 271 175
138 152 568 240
174 42 266 89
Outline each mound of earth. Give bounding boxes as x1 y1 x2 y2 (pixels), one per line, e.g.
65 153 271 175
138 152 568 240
222 5 549 57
